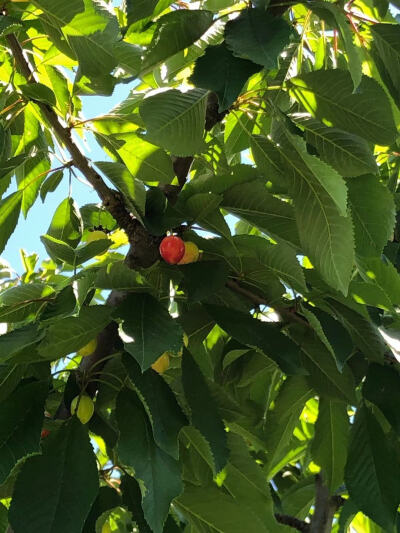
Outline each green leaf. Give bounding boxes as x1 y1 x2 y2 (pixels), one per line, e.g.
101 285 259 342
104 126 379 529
190 42 262 112
289 325 356 403
47 198 82 248
357 256 400 306
0 324 45 364
225 8 293 69
0 380 48 484
116 388 182 533
17 155 50 217
176 484 270 533
74 238 113 265
288 70 397 146
38 305 112 359
0 191 22 255
182 349 229 473
251 129 354 294
40 234 76 265
184 193 232 240
83 486 121 533
308 306 354 371
180 261 229 302
345 404 400 531
221 180 300 248
291 114 378 177
120 475 151 533
9 418 99 533
205 304 303 375
95 262 152 291
223 434 285 531
122 354 187 459
264 376 313 477
40 170 64 202
62 1 119 78
140 89 208 156
115 294 183 371
125 0 159 25
19 83 57 106
233 235 307 294
311 399 349 493
347 175 395 257
362 363 400 435
371 24 400 103
95 161 146 219
116 133 175 184
142 10 214 71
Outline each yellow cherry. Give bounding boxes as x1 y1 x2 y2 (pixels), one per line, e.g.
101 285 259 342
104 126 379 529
178 241 200 265
70 394 94 424
77 338 97 357
151 353 170 374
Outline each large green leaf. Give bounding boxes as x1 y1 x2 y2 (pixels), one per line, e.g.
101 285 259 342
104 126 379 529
122 354 187 459
311 399 349 493
116 388 182 533
345 404 400 531
291 114 378 177
0 324 45 364
357 256 400 306
221 180 300 247
9 418 99 533
190 42 262 111
288 70 397 146
0 191 22 255
182 349 229 473
371 24 400 102
17 155 51 217
225 8 293 69
19 83 57 107
176 484 270 533
223 434 285 531
347 175 395 257
204 304 303 374
232 234 307 294
362 363 400 435
0 380 48 484
289 325 356 403
120 475 152 533
251 130 354 294
115 294 183 371
140 89 208 156
115 133 175 184
38 305 112 359
142 10 214 71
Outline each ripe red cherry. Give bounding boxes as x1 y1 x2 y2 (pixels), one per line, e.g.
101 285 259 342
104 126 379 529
41 429 50 439
159 235 185 264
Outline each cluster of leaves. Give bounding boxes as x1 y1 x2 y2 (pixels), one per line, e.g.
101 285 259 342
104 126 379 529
0 0 399 532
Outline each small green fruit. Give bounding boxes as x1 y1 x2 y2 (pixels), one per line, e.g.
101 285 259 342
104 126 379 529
70 394 94 424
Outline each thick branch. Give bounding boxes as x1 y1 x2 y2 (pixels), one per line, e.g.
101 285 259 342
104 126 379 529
310 475 345 533
275 514 310 532
6 33 136 238
226 279 308 326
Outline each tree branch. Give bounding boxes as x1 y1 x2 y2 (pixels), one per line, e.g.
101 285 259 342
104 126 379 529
275 514 310 532
6 33 137 240
309 474 345 533
226 279 309 326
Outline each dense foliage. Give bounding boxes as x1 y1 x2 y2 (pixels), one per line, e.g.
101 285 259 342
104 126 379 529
0 0 399 531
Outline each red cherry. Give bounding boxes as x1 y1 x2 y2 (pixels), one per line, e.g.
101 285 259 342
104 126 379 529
159 236 185 264
41 429 50 439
